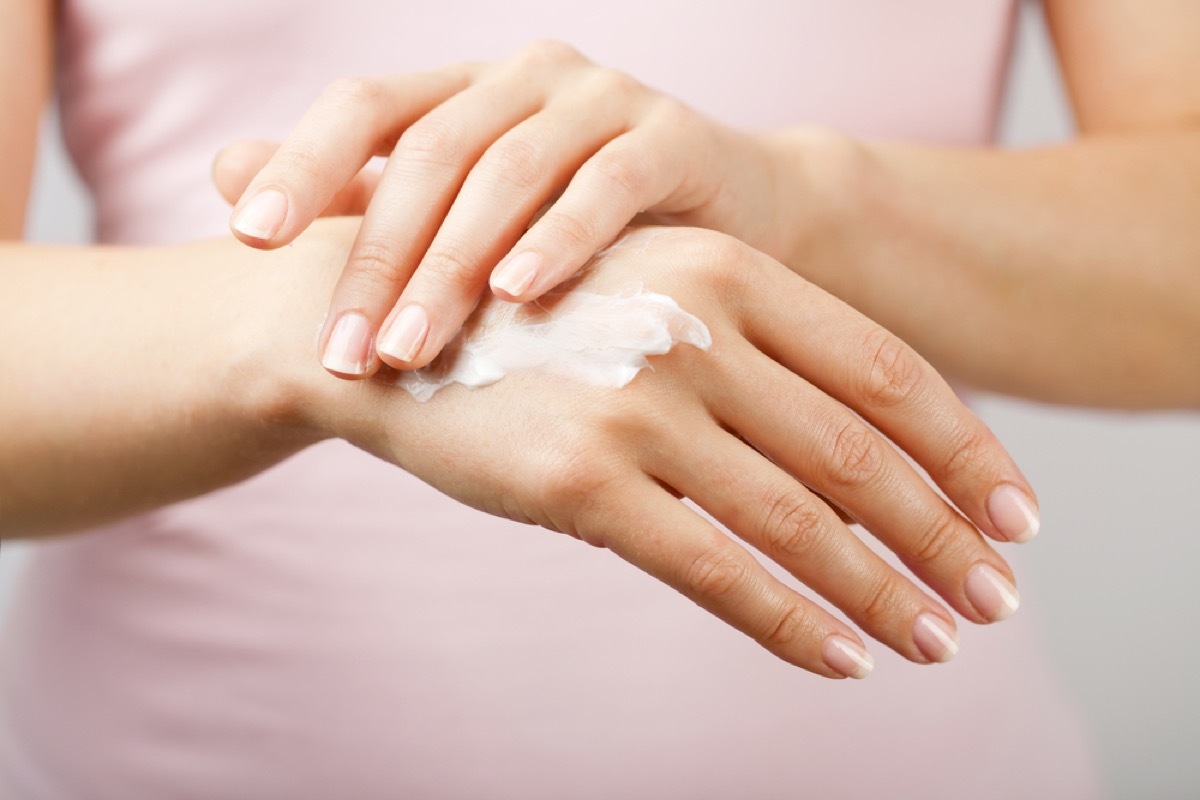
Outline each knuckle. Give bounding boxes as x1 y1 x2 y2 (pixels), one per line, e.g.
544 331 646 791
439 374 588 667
348 238 405 287
593 67 643 99
824 418 884 489
683 543 748 602
396 117 463 168
520 39 581 67
858 575 902 629
690 231 753 297
445 60 486 88
758 603 813 651
860 327 928 408
323 76 384 107
542 208 600 251
588 151 646 197
276 143 329 186
939 423 994 484
485 136 545 192
908 510 962 570
420 239 481 294
651 96 696 129
758 488 828 562
536 443 621 512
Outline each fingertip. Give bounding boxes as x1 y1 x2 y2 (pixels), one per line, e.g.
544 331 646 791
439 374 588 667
822 635 875 680
231 188 289 245
323 363 384 381
986 483 1040 543
490 250 542 300
376 304 433 370
912 612 960 664
964 562 1021 623
319 310 375 378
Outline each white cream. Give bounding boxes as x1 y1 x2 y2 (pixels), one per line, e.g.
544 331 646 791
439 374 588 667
388 285 712 402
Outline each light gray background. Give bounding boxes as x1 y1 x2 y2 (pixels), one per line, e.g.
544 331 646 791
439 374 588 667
3 4 1198 798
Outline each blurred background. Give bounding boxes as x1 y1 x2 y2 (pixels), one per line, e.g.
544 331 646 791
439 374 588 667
2 4 1198 797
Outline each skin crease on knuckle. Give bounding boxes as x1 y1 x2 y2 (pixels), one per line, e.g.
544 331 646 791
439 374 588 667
757 485 832 566
484 135 546 194
322 76 386 109
860 325 928 410
938 420 999 490
757 602 815 655
589 150 648 199
395 116 466 170
543 208 601 252
682 541 750 604
276 143 334 193
418 238 488 299
346 238 409 293
857 574 906 635
905 508 965 573
823 416 885 491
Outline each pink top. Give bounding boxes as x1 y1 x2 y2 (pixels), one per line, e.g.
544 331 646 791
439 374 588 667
1 1 1101 797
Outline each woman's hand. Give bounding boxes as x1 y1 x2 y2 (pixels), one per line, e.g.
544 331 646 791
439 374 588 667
218 41 783 378
270 220 1037 679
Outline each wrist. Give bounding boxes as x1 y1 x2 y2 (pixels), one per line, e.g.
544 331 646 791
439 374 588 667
755 127 873 293
214 228 349 449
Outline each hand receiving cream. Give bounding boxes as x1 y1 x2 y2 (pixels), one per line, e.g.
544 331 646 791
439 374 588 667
388 285 712 402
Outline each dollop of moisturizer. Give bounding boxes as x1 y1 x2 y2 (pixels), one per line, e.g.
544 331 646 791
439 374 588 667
389 287 712 402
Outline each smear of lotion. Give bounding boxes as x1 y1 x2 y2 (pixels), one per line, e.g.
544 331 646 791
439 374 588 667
388 286 712 402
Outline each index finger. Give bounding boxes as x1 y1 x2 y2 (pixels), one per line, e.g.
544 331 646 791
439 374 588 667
229 65 476 249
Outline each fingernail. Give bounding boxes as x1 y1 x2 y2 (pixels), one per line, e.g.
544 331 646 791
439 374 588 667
913 613 959 664
965 563 1020 622
378 304 429 363
822 636 875 679
320 312 372 376
987 484 1040 543
232 189 287 240
490 251 541 298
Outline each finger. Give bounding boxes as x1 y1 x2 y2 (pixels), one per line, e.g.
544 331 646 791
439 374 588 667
489 120 686 303
647 416 960 664
732 248 1040 545
813 490 856 525
229 65 476 249
583 478 875 679
377 91 632 369
705 332 1019 630
323 71 548 377
213 140 381 217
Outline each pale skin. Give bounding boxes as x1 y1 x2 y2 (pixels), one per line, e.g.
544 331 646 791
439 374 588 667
222 1 1200 409
11 0 1184 680
0 217 1036 678
0 0 1044 681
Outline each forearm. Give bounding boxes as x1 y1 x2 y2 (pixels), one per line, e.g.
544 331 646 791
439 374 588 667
0 240 323 538
766 128 1200 409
